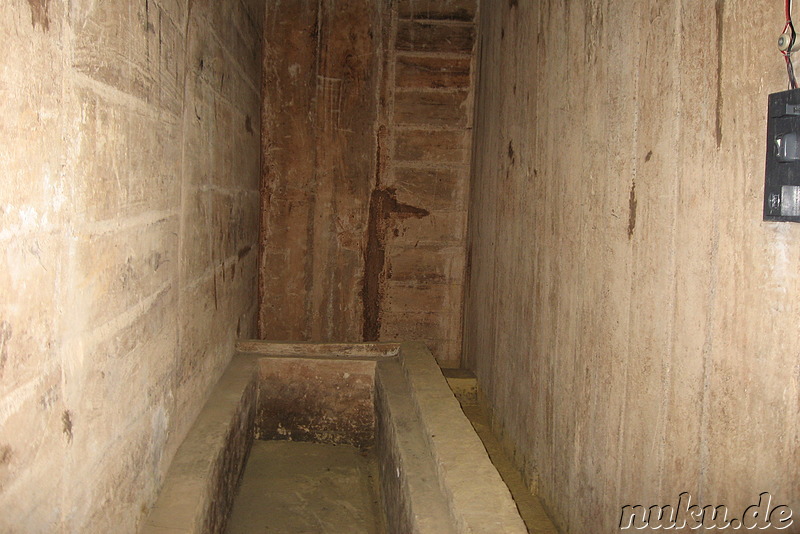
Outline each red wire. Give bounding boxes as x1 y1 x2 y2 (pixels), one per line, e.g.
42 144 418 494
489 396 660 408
783 0 795 59
784 0 799 89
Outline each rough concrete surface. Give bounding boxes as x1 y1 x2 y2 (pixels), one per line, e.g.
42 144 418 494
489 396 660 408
465 1 800 533
258 0 381 343
258 0 477 367
372 1 477 368
0 1 263 531
225 441 384 534
255 357 377 449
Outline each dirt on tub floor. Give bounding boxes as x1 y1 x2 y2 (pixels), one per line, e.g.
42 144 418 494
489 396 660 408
225 440 385 534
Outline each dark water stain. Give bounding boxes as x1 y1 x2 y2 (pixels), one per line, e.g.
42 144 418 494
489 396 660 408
628 180 637 239
0 445 11 466
62 410 73 443
362 188 429 341
374 125 386 188
715 0 725 148
0 322 11 378
245 115 253 134
148 251 163 271
237 244 252 259
26 0 49 31
464 242 473 293
212 267 219 310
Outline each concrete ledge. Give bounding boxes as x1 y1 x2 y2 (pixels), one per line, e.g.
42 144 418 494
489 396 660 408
140 356 259 534
236 340 400 359
400 341 527 533
376 359 456 534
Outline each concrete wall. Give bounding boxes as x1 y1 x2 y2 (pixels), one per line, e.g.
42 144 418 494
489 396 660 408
259 0 382 343
375 0 477 367
259 0 477 366
465 1 800 533
0 1 263 531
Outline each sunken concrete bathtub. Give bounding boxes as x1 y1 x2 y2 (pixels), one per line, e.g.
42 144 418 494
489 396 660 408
140 341 526 533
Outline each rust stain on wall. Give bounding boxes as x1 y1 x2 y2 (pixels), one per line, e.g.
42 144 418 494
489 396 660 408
628 180 637 238
363 188 430 341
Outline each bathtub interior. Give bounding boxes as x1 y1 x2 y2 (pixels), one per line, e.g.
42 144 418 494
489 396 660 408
139 341 526 534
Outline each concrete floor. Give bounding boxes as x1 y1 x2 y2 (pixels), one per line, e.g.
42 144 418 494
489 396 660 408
225 441 385 533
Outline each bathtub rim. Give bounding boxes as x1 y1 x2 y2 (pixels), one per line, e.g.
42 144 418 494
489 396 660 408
235 340 400 360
